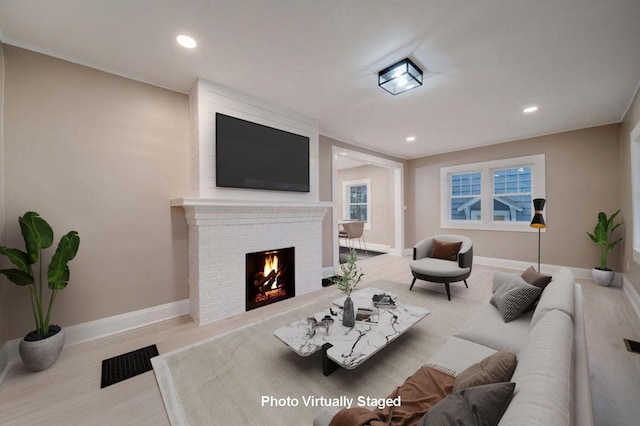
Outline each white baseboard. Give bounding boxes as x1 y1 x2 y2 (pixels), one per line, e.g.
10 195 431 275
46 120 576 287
474 256 594 280
0 299 189 384
623 275 640 321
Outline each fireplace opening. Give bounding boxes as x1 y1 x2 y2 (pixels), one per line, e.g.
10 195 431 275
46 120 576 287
246 247 295 311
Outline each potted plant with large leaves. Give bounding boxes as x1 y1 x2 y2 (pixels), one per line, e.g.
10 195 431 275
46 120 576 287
0 212 80 371
586 210 623 287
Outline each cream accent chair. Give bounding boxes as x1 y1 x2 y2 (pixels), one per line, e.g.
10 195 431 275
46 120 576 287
409 234 473 300
338 221 367 254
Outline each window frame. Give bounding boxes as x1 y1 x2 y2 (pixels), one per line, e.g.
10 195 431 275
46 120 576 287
440 154 546 232
342 178 371 230
631 120 640 265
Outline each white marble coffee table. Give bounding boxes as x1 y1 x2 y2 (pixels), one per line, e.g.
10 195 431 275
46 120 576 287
273 287 429 375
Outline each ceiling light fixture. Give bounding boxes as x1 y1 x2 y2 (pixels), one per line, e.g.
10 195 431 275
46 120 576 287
523 106 538 113
177 35 197 49
378 58 423 95
406 136 416 142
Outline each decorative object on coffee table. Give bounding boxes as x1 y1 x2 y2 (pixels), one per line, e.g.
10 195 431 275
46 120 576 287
0 211 80 371
586 210 623 286
529 198 546 272
331 249 364 327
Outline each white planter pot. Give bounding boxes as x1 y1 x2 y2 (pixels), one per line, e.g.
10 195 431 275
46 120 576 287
592 268 615 287
19 326 65 371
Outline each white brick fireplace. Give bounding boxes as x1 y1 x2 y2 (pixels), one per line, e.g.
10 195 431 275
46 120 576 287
173 79 331 325
172 199 328 324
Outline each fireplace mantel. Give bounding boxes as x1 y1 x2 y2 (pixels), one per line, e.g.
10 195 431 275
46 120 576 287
171 197 332 209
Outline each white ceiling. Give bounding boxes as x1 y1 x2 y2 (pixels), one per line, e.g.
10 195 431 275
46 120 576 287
1 0 639 159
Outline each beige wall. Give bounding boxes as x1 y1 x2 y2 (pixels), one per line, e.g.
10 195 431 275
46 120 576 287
406 124 623 271
337 165 395 247
621 87 640 293
3 46 190 339
0 42 8 353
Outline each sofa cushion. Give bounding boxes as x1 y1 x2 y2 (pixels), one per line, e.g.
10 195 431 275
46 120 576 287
490 276 542 322
418 382 515 426
455 302 533 354
427 336 498 376
498 309 573 426
431 239 462 261
453 351 517 392
410 257 470 278
530 268 575 328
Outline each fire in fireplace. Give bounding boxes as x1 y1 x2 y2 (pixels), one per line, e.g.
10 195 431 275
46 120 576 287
246 247 295 311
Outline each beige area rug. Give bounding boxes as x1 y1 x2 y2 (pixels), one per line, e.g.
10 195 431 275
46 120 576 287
152 279 482 426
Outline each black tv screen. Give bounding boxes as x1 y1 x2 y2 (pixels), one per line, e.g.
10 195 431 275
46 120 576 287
215 113 310 192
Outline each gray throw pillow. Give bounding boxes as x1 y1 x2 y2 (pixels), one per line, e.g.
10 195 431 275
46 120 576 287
490 275 542 322
418 382 515 426
520 266 553 312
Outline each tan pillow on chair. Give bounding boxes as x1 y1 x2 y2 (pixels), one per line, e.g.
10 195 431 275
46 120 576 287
431 239 462 261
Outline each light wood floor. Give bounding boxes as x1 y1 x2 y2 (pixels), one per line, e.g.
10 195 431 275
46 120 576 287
1 255 639 425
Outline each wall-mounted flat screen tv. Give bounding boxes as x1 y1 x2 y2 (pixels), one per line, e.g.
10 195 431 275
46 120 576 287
215 113 310 192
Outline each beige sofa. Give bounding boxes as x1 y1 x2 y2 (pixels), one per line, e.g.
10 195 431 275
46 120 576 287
314 268 594 425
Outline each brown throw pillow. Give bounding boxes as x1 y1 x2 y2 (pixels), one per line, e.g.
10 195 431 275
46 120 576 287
521 266 552 312
521 266 552 290
453 351 517 392
431 239 462 261
418 382 515 426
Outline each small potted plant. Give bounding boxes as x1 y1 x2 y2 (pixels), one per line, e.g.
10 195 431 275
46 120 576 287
331 249 364 327
0 212 80 371
586 210 623 287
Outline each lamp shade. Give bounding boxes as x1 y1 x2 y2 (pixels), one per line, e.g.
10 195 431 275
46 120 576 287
530 198 546 229
378 58 423 95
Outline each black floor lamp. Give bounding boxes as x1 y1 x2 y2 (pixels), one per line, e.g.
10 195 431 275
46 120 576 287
530 198 546 272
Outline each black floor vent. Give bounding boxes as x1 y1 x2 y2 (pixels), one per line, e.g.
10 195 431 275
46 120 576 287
322 276 337 287
624 338 640 354
101 344 159 388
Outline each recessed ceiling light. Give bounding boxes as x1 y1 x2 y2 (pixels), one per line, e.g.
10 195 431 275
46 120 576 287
406 136 416 142
523 106 538 113
177 35 197 49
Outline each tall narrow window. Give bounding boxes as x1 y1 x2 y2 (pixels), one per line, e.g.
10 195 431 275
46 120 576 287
450 172 481 221
492 167 532 222
343 179 371 229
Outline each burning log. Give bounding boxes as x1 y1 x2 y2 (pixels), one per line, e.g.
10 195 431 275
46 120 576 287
254 269 276 292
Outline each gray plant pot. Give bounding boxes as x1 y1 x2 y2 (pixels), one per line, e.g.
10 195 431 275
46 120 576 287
592 268 615 287
19 326 65 372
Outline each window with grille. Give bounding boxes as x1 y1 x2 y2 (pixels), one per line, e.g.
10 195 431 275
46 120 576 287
450 172 482 221
440 155 545 232
343 179 371 229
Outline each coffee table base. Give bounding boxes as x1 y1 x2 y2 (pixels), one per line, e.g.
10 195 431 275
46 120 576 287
322 343 340 376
